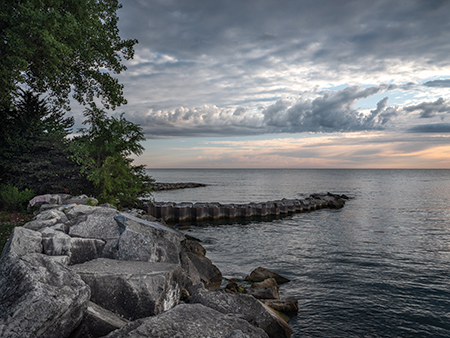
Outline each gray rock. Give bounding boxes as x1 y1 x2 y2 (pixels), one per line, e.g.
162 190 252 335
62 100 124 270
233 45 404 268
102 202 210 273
65 194 90 205
1 227 42 258
251 277 279 288
67 206 120 241
23 209 69 231
111 213 185 264
47 255 71 265
39 203 63 212
180 239 222 289
76 301 129 338
48 222 70 233
224 330 251 338
102 303 269 338
261 297 299 314
98 203 117 209
245 267 290 284
245 286 279 300
0 253 90 338
189 286 293 338
28 194 71 210
65 204 97 219
42 230 105 265
71 258 183 320
185 251 222 289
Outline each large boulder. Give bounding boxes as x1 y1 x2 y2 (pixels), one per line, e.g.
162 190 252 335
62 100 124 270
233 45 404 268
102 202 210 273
42 230 105 265
75 301 129 338
1 227 42 258
102 303 269 338
23 209 69 231
0 253 90 338
67 205 120 241
180 238 222 289
111 213 185 264
71 258 183 320
189 285 293 338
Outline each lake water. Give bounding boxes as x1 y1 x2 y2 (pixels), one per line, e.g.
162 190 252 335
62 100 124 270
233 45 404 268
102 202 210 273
146 169 450 338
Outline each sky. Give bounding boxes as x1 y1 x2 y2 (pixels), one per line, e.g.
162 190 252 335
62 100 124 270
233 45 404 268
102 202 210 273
90 0 450 168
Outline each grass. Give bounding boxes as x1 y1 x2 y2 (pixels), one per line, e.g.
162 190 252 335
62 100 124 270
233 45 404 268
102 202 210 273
0 211 33 253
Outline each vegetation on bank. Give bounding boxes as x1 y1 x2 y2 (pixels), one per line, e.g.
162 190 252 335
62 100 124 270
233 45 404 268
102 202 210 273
0 1 153 249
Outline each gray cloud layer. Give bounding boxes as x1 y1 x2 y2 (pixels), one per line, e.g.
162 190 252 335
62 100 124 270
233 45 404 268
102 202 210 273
113 0 450 138
127 85 403 138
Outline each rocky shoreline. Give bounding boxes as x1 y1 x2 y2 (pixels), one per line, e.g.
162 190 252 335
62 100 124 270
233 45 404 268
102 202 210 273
0 193 320 338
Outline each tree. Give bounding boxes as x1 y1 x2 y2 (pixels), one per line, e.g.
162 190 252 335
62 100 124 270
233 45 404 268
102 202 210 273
71 107 154 206
0 89 91 195
0 0 137 110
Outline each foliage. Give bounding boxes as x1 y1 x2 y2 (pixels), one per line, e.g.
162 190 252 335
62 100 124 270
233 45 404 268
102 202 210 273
0 89 92 195
0 0 137 110
0 184 35 213
71 107 154 206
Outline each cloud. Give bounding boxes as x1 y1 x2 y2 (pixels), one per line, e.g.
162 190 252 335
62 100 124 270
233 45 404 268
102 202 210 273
116 0 450 116
423 79 450 88
408 123 450 133
402 98 450 118
125 85 403 138
262 86 398 133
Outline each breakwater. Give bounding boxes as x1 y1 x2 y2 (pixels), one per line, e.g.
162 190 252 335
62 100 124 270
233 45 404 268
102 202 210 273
148 193 348 223
152 182 207 191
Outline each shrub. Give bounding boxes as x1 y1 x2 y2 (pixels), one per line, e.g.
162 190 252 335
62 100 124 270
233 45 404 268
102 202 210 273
0 184 35 213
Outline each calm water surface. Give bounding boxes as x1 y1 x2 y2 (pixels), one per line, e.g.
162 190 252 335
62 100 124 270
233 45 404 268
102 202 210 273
147 169 450 338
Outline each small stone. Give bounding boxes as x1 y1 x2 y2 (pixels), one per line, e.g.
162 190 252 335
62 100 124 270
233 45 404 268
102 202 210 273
245 286 279 300
245 267 290 284
261 297 299 314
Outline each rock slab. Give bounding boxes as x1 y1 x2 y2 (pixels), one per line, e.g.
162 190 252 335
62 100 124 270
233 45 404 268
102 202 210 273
0 253 90 338
102 303 269 338
111 213 185 264
71 258 182 321
1 227 43 258
189 286 293 338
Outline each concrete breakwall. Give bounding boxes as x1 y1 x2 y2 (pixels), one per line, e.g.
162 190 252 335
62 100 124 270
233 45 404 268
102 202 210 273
152 182 207 191
148 193 348 223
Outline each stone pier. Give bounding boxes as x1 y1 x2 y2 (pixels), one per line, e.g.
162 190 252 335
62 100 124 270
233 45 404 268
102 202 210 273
148 193 348 223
